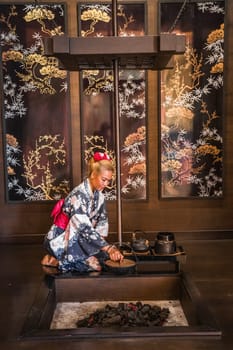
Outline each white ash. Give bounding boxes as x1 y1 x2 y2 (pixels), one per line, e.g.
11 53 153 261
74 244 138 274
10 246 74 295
50 300 188 329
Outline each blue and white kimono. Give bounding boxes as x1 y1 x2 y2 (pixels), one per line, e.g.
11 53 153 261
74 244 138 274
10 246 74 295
44 179 109 272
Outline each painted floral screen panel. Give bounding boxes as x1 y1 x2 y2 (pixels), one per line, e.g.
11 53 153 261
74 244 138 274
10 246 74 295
159 1 224 198
79 2 147 200
0 4 71 201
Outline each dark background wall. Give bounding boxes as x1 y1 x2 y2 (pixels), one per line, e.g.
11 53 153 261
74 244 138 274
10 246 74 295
0 0 232 243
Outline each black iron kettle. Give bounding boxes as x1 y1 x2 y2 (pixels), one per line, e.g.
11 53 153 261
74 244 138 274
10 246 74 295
131 230 150 252
154 232 176 255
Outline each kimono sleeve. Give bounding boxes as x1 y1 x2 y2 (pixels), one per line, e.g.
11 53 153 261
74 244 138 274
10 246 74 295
94 200 109 237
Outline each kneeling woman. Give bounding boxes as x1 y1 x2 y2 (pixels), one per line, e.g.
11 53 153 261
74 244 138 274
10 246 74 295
43 152 123 272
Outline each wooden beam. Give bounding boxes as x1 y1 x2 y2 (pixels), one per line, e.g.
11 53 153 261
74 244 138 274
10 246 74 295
43 34 185 71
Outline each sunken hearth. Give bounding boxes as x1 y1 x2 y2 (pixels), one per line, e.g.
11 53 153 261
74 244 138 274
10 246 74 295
51 300 187 329
20 272 221 340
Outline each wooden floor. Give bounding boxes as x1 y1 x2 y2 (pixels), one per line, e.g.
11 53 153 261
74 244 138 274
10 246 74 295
0 239 233 350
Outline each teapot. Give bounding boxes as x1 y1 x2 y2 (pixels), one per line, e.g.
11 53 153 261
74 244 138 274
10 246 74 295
131 230 150 252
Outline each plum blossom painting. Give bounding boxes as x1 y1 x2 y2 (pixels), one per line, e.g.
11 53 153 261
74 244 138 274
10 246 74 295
160 1 224 198
79 2 147 200
0 4 71 201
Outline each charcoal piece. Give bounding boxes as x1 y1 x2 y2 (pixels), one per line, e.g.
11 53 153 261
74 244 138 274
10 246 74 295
152 318 161 326
136 301 143 309
128 310 136 320
107 310 117 318
76 318 88 327
118 302 125 310
152 305 161 313
102 315 121 326
141 304 151 314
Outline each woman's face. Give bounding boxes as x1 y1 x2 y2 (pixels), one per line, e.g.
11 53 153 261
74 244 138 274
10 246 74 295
90 169 113 192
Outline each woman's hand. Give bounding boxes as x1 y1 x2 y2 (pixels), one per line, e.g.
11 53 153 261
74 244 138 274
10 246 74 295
104 245 124 262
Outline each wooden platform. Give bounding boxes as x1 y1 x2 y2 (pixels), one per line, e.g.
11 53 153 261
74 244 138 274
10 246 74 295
0 238 233 349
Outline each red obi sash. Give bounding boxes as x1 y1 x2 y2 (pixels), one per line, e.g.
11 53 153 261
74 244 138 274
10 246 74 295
51 199 69 229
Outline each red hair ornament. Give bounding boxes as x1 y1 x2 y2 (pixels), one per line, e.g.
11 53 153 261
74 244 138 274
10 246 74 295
93 152 111 162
